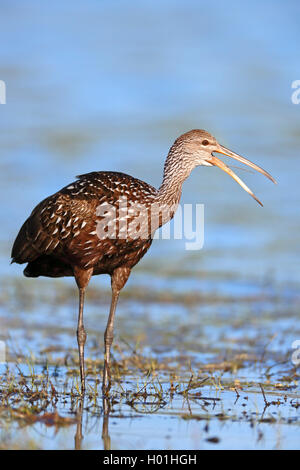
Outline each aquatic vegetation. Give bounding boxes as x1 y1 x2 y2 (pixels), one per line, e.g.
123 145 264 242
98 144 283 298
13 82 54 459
0 275 299 449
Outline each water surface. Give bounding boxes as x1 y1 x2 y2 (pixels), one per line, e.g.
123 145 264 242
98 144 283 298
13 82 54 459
0 0 299 450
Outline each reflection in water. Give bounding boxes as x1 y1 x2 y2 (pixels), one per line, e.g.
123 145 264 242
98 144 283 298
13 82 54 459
102 397 111 451
74 395 111 450
74 397 84 450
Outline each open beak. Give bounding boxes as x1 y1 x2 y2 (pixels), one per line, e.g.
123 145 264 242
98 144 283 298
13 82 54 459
206 144 276 207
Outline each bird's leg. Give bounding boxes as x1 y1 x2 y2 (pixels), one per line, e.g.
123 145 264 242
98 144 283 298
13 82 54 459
77 288 87 393
102 289 119 393
74 266 93 394
102 266 131 395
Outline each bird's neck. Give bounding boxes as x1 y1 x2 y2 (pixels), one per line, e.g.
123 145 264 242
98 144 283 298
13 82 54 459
157 177 183 207
156 146 191 207
154 156 189 229
147 177 182 233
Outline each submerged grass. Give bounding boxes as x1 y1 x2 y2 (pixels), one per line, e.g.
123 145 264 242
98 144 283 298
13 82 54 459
0 274 299 449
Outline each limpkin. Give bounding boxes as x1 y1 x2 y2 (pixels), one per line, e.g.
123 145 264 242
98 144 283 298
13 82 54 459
11 129 276 394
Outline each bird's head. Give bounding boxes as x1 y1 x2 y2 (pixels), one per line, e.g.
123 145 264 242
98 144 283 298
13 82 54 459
164 129 276 206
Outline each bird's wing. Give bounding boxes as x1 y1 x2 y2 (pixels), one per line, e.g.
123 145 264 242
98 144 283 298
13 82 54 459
11 194 60 264
11 172 157 269
11 186 107 267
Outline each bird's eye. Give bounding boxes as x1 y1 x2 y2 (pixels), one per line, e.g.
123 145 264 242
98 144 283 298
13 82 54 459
202 139 209 146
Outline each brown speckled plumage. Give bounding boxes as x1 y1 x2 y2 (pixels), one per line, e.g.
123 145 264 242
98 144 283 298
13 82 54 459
12 171 157 278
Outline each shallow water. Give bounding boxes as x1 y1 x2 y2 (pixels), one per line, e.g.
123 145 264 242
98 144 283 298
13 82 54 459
0 274 299 450
0 0 299 450
1 371 299 450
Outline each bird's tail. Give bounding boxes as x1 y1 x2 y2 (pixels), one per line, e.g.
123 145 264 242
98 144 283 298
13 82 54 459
11 217 38 265
23 256 73 278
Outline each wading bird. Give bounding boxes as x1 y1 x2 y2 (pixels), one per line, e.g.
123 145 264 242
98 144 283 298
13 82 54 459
11 130 276 394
